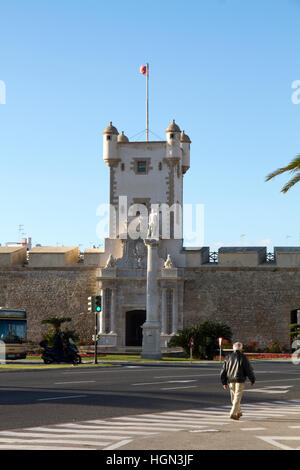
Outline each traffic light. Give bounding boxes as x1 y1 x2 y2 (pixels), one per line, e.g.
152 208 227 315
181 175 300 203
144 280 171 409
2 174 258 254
88 295 102 313
95 295 102 312
88 296 93 312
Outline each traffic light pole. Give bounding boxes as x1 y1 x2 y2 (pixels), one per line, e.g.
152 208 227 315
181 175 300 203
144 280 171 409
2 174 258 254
94 312 98 365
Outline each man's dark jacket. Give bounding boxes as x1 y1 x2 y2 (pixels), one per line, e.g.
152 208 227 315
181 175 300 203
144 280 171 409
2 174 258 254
220 350 256 385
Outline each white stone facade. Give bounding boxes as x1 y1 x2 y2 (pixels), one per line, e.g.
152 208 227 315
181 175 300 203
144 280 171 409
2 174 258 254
98 120 190 347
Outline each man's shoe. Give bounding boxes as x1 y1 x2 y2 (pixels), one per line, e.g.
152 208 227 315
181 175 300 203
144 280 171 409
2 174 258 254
237 412 243 418
230 414 239 420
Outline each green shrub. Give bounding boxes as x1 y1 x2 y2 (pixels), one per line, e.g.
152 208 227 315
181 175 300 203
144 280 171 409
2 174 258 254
243 341 259 353
42 328 79 347
41 316 79 346
290 324 300 342
265 340 286 353
168 321 232 360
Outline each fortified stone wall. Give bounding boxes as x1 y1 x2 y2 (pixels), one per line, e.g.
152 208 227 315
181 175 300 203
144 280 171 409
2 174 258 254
0 267 98 342
0 246 299 347
183 266 300 348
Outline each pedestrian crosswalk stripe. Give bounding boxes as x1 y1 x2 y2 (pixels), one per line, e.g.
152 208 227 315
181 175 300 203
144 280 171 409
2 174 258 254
138 414 227 425
241 428 266 431
27 427 159 435
0 444 93 450
0 431 128 440
189 429 220 433
55 423 158 433
110 417 207 427
141 413 228 424
1 400 300 450
104 439 133 450
0 438 112 446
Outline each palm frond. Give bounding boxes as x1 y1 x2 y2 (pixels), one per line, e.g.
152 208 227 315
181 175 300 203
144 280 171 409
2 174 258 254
266 154 300 193
281 171 300 193
265 155 300 182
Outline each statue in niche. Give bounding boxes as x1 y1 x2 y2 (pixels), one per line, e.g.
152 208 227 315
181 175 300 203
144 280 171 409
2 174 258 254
134 239 147 268
117 238 147 268
147 210 159 239
164 253 174 269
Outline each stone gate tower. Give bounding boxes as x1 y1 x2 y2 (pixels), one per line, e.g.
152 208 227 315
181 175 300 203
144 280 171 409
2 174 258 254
95 120 192 349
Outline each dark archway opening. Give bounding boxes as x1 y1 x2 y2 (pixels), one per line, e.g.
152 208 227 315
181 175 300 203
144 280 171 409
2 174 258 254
290 309 300 346
291 309 300 324
126 310 146 346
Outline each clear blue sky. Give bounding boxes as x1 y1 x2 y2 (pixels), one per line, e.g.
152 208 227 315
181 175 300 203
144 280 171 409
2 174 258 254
0 0 299 250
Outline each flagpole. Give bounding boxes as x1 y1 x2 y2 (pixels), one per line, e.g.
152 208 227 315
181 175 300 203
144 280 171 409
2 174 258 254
146 62 149 141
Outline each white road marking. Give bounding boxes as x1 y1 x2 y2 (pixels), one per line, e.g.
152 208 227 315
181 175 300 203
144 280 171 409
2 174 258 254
241 428 266 431
0 444 93 450
257 436 300 451
255 378 300 383
37 395 87 401
2 399 300 450
189 429 220 433
162 386 198 390
104 439 133 450
154 374 217 378
171 409 229 416
96 416 223 425
0 431 127 439
54 381 96 385
56 422 184 432
0 438 111 446
132 380 197 386
139 412 228 421
246 385 293 394
26 427 157 436
55 423 157 433
137 414 226 425
109 418 206 429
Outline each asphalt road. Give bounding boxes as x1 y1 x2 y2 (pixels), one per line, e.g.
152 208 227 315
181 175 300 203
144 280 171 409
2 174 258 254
0 360 300 432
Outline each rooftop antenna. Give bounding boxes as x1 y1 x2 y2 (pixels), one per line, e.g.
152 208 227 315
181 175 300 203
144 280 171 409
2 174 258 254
18 224 24 242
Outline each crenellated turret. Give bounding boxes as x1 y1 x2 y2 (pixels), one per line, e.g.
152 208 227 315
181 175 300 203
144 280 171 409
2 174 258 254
180 130 191 174
165 120 182 160
103 121 119 165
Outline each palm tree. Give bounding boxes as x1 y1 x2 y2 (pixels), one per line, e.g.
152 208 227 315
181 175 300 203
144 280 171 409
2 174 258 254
41 317 71 332
265 155 300 193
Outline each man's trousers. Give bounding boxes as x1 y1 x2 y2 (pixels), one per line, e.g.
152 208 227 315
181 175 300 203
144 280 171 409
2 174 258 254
229 382 245 417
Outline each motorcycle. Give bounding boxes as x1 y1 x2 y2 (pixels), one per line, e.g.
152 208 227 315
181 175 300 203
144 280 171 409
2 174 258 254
39 338 82 365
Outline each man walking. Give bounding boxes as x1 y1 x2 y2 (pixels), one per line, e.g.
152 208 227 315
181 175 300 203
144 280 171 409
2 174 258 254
220 342 256 420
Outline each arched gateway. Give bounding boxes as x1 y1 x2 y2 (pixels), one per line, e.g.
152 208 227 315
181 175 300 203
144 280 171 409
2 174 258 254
125 310 146 346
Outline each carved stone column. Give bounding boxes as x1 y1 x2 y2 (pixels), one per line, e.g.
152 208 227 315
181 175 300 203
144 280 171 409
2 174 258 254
172 285 178 334
110 287 116 334
161 287 168 334
141 238 162 360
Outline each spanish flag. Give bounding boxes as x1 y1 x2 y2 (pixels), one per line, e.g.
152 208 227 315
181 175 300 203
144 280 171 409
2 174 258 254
139 65 148 76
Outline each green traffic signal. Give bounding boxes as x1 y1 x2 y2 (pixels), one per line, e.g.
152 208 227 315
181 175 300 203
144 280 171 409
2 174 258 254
95 295 102 313
88 295 102 313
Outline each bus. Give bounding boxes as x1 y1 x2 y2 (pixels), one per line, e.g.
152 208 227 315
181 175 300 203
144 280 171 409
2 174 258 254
0 308 27 359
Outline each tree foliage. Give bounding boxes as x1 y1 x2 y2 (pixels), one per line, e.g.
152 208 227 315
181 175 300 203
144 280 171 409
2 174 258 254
42 328 80 347
41 317 79 346
290 323 300 342
41 317 72 331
